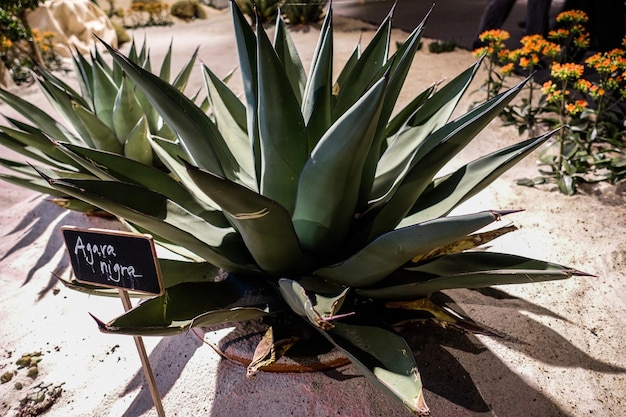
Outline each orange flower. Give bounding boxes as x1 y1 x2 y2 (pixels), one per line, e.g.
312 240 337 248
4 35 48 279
479 29 510 43
556 9 589 24
551 62 584 80
500 63 514 75
589 85 605 98
574 78 591 93
565 99 587 115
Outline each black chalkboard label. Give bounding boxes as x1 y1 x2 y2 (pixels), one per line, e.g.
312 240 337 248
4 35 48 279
62 227 163 295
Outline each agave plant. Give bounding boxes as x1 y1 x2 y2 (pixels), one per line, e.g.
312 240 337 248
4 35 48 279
282 0 327 25
20 2 588 415
235 0 281 23
0 38 197 212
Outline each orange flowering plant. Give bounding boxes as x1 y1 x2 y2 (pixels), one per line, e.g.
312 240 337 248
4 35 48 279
473 10 626 194
472 29 511 101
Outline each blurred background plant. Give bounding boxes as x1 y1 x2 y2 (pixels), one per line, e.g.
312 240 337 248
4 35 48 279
281 0 326 25
0 0 67 84
0 38 196 212
235 0 281 24
171 0 207 20
123 0 173 28
0 28 64 84
473 10 626 195
235 0 327 25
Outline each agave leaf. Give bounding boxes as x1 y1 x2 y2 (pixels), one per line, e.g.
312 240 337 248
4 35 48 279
40 174 258 274
93 47 114 75
363 78 526 239
256 18 308 213
72 50 94 104
315 210 514 287
231 0 260 182
369 60 484 206
247 326 299 377
57 273 141 297
273 14 306 105
113 74 144 143
358 12 429 209
99 40 229 179
159 39 173 83
47 197 104 213
0 157 40 177
0 127 79 169
332 5 393 120
322 322 429 416
0 172 67 196
56 143 215 219
123 116 153 165
410 58 484 128
95 278 271 336
301 6 333 149
158 258 222 287
92 60 119 132
333 41 359 99
293 77 387 254
71 102 124 154
278 278 351 330
171 46 199 92
403 129 558 225
384 82 436 140
201 64 256 188
35 75 94 147
410 224 518 263
358 252 591 299
149 137 222 211
186 163 311 275
375 7 430 134
0 88 79 144
386 298 498 336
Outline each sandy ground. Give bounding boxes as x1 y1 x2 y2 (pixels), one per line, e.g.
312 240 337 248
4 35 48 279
1 4 626 417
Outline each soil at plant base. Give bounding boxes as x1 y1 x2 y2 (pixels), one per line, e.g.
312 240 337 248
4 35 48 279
1 4 626 417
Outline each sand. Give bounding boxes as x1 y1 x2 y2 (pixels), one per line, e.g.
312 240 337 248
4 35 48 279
1 3 625 417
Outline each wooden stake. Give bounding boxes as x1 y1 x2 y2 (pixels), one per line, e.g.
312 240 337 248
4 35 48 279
119 289 166 417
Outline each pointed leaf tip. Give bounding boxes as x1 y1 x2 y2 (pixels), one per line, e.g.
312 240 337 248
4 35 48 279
89 313 108 332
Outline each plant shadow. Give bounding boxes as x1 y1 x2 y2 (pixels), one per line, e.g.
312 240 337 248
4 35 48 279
0 199 122 299
116 285 625 416
118 332 204 417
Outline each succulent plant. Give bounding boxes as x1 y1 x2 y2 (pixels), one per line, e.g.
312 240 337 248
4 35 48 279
0 39 197 212
2 2 588 415
235 0 281 23
282 0 327 25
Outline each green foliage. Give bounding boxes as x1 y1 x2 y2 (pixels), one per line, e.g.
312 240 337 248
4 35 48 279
427 39 456 54
0 3 588 414
282 0 326 25
171 0 207 20
0 38 197 211
235 0 281 24
124 1 173 28
474 10 626 194
0 0 59 83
